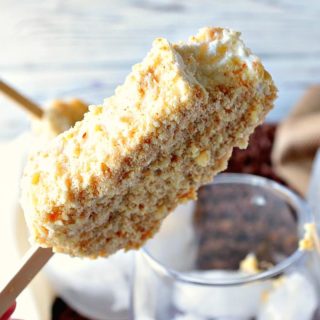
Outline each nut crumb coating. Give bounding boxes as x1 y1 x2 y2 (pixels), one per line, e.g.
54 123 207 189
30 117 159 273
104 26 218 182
21 27 277 258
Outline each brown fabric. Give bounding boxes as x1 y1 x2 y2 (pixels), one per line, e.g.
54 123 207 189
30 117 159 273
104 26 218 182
272 85 320 196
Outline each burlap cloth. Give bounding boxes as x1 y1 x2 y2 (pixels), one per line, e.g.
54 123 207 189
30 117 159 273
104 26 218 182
272 85 320 196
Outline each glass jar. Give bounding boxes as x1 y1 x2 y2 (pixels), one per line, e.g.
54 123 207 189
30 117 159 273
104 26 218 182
132 173 320 320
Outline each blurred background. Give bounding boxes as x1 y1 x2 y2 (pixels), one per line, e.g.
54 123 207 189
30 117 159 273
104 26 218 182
1 1 320 319
1 0 320 139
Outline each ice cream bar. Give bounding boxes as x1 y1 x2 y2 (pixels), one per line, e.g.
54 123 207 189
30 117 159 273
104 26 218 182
21 27 277 258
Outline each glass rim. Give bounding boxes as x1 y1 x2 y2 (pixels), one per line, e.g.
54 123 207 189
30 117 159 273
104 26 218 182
142 173 312 287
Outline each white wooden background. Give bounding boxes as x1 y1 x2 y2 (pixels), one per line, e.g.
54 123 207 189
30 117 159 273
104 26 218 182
1 0 320 140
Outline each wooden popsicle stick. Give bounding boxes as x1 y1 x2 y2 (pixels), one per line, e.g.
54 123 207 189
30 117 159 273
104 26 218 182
0 246 53 317
0 80 44 119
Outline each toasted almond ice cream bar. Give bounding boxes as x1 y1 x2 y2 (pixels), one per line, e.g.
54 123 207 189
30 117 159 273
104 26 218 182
32 99 88 139
21 27 277 258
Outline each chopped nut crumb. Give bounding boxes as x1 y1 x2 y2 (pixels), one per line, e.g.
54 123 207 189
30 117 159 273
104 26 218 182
195 150 210 167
